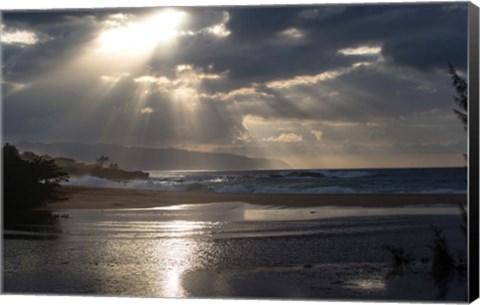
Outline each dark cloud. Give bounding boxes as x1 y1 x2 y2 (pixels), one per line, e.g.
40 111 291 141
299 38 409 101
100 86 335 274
1 3 469 167
3 15 100 82
2 3 468 84
383 31 467 71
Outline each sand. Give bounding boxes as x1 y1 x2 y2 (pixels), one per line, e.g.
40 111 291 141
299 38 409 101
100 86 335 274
8 185 467 300
47 185 467 210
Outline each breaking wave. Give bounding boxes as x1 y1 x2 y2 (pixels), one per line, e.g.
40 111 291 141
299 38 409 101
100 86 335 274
64 176 359 194
64 168 466 195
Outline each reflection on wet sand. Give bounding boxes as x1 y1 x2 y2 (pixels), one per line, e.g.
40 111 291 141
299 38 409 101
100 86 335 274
243 205 461 221
3 202 467 300
152 228 201 298
4 210 64 239
346 277 386 295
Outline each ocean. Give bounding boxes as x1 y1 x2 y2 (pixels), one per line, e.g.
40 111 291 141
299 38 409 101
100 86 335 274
65 167 467 195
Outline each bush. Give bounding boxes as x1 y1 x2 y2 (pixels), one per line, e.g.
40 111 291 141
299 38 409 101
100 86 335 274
3 143 69 211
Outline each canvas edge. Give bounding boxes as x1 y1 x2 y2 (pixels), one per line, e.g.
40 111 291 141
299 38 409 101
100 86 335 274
0 10 4 295
468 1 480 303
0 2 477 303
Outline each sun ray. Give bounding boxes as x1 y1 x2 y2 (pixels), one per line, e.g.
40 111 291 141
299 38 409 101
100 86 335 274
97 10 186 55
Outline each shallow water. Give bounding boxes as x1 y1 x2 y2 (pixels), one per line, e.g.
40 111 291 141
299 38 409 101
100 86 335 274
3 203 467 300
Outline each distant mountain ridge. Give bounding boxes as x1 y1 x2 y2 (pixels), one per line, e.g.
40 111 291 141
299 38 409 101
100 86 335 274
15 142 289 171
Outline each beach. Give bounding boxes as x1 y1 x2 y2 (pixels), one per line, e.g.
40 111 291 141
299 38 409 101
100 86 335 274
49 185 467 210
4 185 468 300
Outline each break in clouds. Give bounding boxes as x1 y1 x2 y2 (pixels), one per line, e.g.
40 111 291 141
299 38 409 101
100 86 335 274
1 3 468 168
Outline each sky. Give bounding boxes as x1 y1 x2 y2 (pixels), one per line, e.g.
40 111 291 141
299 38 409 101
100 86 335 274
1 2 469 169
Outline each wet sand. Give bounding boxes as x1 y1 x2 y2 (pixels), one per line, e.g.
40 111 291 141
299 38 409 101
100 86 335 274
48 185 467 210
6 200 467 300
7 186 467 300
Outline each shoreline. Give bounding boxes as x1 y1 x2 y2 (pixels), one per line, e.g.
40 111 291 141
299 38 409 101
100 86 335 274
47 185 467 210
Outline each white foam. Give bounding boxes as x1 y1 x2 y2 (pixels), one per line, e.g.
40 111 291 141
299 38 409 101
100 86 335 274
64 175 183 191
251 185 357 194
64 174 464 195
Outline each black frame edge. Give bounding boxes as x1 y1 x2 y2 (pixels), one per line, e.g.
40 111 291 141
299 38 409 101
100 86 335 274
468 1 480 303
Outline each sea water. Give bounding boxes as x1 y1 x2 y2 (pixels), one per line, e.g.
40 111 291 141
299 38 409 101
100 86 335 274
65 167 467 194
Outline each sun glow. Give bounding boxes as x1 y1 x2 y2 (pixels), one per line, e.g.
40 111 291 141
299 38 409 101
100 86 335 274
97 10 186 54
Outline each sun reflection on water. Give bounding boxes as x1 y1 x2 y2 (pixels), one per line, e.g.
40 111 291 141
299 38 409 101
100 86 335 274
151 221 206 297
163 269 186 297
347 278 386 291
161 221 206 232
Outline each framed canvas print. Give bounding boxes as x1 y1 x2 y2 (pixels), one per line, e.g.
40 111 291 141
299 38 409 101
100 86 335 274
1 0 479 303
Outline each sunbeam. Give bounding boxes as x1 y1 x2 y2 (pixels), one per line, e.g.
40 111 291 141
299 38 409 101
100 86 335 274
97 10 186 54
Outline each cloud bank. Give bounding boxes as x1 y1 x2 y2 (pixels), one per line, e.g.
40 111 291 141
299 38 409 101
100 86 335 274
2 3 468 168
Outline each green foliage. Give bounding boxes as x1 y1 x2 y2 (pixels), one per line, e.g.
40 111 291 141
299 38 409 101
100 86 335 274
3 143 70 211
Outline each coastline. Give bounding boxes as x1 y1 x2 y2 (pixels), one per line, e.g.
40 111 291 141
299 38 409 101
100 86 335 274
47 185 467 210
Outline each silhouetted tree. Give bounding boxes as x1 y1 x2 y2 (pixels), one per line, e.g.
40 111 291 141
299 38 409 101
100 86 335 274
449 64 467 131
3 143 69 211
95 155 110 168
448 64 468 240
